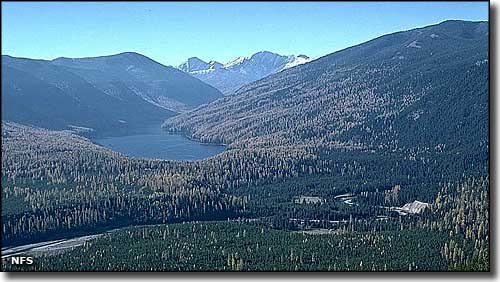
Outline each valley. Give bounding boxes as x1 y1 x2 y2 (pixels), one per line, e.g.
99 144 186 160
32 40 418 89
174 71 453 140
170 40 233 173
1 19 489 272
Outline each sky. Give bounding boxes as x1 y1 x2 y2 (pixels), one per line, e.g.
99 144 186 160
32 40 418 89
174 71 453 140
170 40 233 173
2 1 489 66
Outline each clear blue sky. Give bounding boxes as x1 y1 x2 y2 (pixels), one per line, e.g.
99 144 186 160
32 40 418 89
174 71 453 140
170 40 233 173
2 1 488 66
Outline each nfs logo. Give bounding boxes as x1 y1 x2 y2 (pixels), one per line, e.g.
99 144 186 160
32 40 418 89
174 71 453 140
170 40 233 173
10 256 33 265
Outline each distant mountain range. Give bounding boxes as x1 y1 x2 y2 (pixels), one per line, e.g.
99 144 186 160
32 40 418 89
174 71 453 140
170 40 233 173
3 20 488 149
178 51 311 95
163 20 489 152
2 52 223 136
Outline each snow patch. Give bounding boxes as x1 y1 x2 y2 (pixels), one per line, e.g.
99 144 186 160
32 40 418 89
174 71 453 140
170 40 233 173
282 55 311 70
224 56 247 69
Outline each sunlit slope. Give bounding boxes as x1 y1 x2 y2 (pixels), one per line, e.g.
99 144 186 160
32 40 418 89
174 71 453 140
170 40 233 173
163 20 488 153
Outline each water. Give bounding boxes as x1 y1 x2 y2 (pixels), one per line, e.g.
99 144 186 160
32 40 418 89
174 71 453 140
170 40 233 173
93 124 226 161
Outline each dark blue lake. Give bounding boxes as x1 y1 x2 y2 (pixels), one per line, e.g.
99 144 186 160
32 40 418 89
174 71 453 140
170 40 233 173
93 124 226 161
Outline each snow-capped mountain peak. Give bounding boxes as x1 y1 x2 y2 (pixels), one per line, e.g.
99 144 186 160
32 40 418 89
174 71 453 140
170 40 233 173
208 61 224 70
178 57 209 72
283 55 311 70
224 56 248 69
177 51 311 95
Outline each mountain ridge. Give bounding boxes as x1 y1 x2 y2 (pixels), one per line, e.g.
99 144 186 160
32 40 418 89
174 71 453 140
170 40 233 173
178 51 311 95
163 20 488 153
2 52 223 136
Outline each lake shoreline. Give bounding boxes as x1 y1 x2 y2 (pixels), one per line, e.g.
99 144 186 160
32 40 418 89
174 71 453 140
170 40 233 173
91 123 227 161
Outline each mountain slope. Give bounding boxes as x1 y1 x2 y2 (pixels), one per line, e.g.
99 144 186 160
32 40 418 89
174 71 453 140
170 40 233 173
2 53 223 136
178 51 311 95
163 20 488 153
52 52 223 111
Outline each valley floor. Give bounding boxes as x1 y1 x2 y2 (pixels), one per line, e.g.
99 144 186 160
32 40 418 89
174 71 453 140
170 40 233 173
3 220 451 271
1 122 489 271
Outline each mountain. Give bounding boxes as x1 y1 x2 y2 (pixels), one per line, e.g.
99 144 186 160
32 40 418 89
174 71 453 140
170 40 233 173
51 52 223 111
178 51 311 95
2 52 223 136
163 20 488 153
178 57 211 72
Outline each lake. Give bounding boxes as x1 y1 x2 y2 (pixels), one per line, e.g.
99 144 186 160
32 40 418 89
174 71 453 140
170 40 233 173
93 124 226 161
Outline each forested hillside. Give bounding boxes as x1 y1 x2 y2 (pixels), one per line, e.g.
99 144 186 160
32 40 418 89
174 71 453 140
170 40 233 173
163 20 488 153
